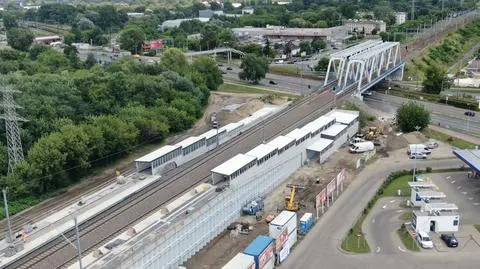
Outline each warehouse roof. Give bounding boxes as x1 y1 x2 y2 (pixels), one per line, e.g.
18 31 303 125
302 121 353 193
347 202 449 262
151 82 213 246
245 144 277 160
321 123 347 137
286 128 311 141
135 145 181 163
453 149 480 174
211 154 257 176
267 135 295 149
307 138 334 152
301 116 335 134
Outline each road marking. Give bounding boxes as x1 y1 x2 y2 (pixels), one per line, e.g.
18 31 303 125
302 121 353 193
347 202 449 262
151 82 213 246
376 246 381 253
396 210 404 213
468 197 474 200
457 186 462 189
390 200 396 203
474 203 480 206
372 219 375 223
462 192 468 195
446 176 451 180
382 205 387 209
398 246 406 252
451 180 456 184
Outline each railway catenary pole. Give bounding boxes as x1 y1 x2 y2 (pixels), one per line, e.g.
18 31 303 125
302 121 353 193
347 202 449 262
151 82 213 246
2 188 13 245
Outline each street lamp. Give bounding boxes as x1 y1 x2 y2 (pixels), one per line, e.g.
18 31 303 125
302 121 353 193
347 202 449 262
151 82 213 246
412 125 421 181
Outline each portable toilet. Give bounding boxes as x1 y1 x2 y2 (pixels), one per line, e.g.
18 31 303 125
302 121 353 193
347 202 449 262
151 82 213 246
299 212 313 233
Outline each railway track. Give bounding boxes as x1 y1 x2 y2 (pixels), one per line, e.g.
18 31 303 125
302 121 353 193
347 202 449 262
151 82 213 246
5 80 350 269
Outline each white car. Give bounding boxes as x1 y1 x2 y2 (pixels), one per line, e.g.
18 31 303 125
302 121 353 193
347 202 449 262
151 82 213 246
426 141 439 149
417 231 434 249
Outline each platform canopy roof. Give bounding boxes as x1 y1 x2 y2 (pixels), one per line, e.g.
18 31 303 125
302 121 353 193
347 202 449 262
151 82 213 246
453 149 480 174
321 123 347 137
135 145 181 163
307 138 333 152
245 144 277 160
211 154 257 176
267 135 295 150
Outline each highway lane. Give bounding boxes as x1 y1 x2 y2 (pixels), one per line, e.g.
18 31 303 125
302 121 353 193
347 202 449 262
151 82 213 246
221 66 321 95
364 93 480 135
11 83 345 268
281 157 477 269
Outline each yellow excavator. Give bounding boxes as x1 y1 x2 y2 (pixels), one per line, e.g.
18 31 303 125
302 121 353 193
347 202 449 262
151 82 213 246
285 184 305 211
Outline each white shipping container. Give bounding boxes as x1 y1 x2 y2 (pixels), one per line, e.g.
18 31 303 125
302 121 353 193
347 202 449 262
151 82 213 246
269 211 297 239
222 253 255 269
287 229 298 249
262 256 275 269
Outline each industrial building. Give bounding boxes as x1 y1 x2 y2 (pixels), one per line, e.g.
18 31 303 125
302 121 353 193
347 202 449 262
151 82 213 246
395 12 407 25
158 18 210 31
413 203 460 233
408 181 445 207
344 19 386 34
232 26 348 41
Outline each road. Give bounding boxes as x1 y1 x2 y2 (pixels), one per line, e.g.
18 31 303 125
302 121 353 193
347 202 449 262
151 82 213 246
281 154 480 269
364 92 480 135
222 66 321 95
7 81 355 268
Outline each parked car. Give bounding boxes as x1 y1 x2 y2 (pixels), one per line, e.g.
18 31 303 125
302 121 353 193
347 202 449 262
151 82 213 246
410 152 428 159
217 64 224 67
441 233 458 248
417 231 434 249
226 66 233 70
361 91 372 96
269 80 277 85
426 141 439 149
221 71 227 74
465 111 475 117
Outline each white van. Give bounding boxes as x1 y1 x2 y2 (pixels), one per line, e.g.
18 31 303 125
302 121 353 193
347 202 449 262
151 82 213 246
349 141 375 153
416 231 433 249
407 144 431 155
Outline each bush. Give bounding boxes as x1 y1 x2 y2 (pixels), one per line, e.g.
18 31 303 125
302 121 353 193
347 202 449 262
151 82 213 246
439 96 479 111
426 167 432 173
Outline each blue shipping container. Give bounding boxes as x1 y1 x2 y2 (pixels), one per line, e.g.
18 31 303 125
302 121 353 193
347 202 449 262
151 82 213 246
299 212 313 233
244 235 274 269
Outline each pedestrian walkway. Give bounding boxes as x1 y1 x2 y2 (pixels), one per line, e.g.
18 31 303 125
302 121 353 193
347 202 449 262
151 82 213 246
428 125 480 145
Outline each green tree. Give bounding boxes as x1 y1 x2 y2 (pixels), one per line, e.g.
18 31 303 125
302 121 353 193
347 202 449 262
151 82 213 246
396 102 430 132
84 53 97 69
119 27 145 53
160 48 188 74
239 54 269 84
311 39 326 52
315 57 330 71
300 41 312 55
200 23 219 50
29 44 52 60
90 115 139 155
422 65 452 94
2 12 18 30
7 28 34 52
191 56 223 90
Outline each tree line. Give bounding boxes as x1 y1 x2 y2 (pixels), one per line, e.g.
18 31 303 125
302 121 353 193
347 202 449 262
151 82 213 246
0 47 222 200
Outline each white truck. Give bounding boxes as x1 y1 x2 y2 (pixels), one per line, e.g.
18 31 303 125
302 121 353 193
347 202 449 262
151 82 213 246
349 141 375 153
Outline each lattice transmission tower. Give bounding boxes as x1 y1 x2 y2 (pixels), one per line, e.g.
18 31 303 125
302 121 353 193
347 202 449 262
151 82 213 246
0 79 26 175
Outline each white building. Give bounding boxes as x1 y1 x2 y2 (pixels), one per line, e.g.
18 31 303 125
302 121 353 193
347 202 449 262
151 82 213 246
325 109 360 139
413 203 460 233
344 19 386 34
159 18 210 31
242 7 255 15
395 12 407 25
408 181 445 207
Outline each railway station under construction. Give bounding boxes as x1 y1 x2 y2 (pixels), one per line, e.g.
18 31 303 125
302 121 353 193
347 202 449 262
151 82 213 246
66 109 359 269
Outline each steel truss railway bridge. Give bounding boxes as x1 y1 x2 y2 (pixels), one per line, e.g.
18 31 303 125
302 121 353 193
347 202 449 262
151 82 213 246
5 40 404 269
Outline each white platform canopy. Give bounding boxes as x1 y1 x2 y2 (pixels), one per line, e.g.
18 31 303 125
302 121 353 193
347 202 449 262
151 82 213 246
321 123 347 137
286 128 311 141
211 154 257 176
246 144 277 160
267 135 295 150
175 136 204 148
326 110 359 125
135 145 181 163
307 138 334 152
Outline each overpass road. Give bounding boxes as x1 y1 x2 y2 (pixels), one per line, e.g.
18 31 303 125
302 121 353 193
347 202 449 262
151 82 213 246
281 156 478 269
7 81 351 269
364 92 480 135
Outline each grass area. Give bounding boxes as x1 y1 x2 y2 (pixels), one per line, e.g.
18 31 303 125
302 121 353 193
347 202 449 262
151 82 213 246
397 227 420 252
382 175 412 197
422 128 477 149
269 65 323 81
341 214 371 253
475 224 480 233
218 82 299 99
399 211 413 221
